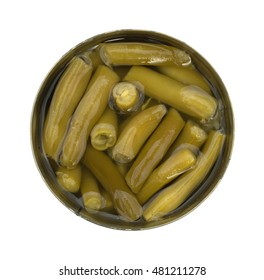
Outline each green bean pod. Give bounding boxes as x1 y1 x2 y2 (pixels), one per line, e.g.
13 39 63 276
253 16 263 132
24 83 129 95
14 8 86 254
143 130 225 221
43 57 93 161
157 65 211 93
111 104 167 163
82 144 142 221
80 167 103 211
56 163 82 193
125 108 185 193
60 65 120 168
110 82 142 113
137 148 197 204
90 107 118 151
124 66 218 121
165 120 208 159
100 42 191 66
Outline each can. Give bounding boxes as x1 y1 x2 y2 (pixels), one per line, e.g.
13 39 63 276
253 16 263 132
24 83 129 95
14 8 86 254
31 30 234 230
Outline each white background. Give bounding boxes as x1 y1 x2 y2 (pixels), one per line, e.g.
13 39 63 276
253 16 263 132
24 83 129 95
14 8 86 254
1 0 263 279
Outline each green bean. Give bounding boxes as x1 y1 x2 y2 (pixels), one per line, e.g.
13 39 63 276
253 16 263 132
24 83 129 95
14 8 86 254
60 65 120 169
80 167 102 210
125 108 185 193
157 65 211 93
143 130 225 221
56 163 82 193
100 42 191 66
111 104 167 163
90 107 118 151
82 143 142 221
43 56 93 161
165 120 208 159
111 82 141 112
137 148 197 204
124 66 217 120
175 120 208 148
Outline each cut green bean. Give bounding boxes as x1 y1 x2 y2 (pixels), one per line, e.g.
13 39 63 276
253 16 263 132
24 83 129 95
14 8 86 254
60 65 120 168
111 104 167 163
174 120 208 148
157 65 211 93
125 108 185 193
90 107 118 151
124 66 217 121
100 42 191 66
56 164 82 193
43 56 93 161
80 167 102 210
165 120 208 159
137 148 197 204
143 130 225 221
111 82 142 112
82 144 142 221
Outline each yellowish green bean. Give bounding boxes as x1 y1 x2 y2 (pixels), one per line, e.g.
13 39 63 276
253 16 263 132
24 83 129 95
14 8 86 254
56 163 82 193
124 66 217 120
90 107 118 151
100 42 191 66
137 148 197 204
157 65 211 93
111 104 167 163
43 57 93 161
143 130 225 221
111 82 140 112
80 167 102 210
175 120 208 148
165 120 208 159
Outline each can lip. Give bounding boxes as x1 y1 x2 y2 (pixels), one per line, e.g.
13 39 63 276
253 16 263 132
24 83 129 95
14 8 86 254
31 29 234 231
